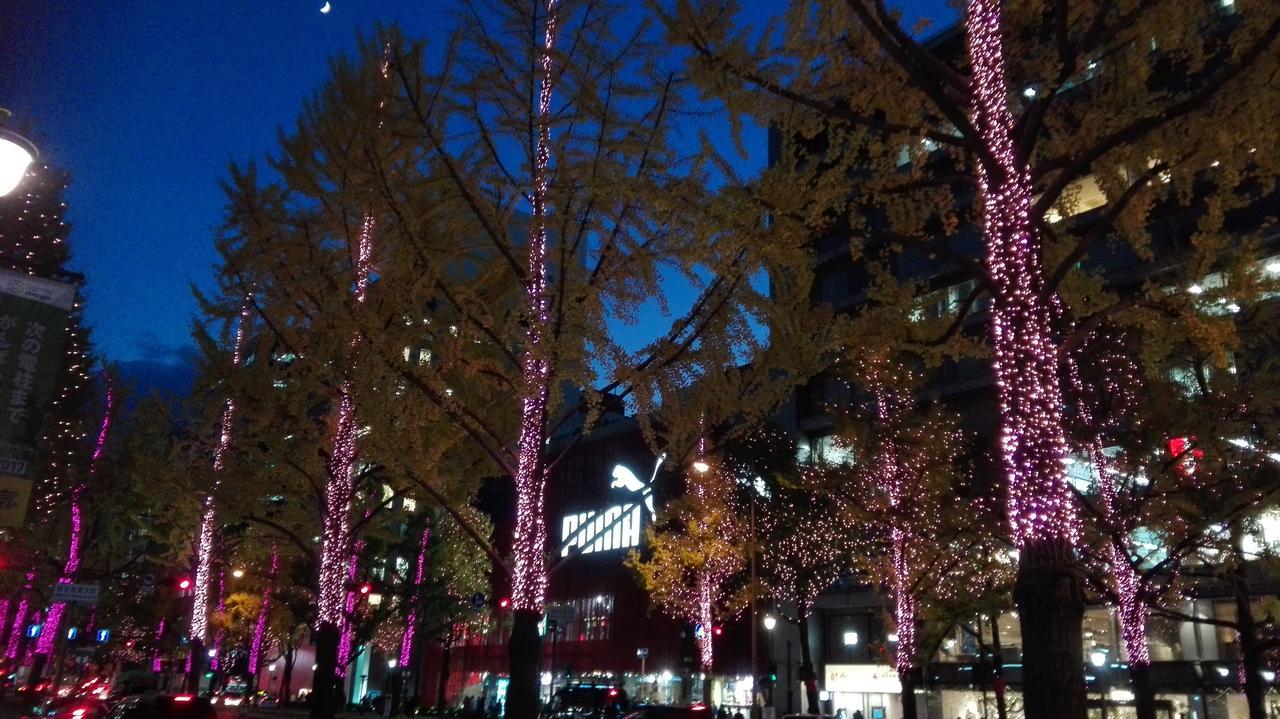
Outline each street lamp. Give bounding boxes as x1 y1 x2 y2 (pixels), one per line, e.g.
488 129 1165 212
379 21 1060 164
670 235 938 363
232 569 245 579
0 111 37 197
762 616 777 632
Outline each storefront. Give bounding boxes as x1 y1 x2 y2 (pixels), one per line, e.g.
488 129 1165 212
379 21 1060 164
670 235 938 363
824 665 902 719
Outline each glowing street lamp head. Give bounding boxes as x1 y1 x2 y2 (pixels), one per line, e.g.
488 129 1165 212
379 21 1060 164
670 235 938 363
762 615 777 631
691 461 710 474
232 569 245 579
0 123 36 198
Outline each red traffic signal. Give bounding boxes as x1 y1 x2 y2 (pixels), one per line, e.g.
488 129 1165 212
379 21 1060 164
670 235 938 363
712 625 723 636
498 597 511 609
178 578 192 591
359 583 372 595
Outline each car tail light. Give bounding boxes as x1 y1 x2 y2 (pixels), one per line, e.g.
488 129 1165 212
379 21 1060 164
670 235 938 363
173 695 193 703
691 706 707 712
71 708 88 717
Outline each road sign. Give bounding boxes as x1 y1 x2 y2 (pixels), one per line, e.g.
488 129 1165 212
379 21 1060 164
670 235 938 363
141 573 156 587
51 582 99 604
470 592 486 609
95 629 110 644
636 647 648 658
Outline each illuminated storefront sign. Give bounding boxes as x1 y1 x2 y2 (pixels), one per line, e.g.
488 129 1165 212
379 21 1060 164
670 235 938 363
560 457 661 557
824 664 901 694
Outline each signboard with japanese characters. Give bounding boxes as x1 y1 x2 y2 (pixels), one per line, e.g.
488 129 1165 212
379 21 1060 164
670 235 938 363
0 268 75 527
50 582 100 605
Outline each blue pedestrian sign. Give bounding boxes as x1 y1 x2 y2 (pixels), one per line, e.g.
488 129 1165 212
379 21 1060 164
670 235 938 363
95 629 110 644
66 627 78 640
25 624 41 638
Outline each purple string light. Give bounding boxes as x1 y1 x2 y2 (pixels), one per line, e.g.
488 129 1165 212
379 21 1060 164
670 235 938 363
868 365 917 674
248 546 279 676
0 598 9 650
4 572 34 659
511 0 560 613
398 523 432 667
151 619 165 673
318 48 391 629
335 546 363 677
965 0 1078 547
210 573 226 670
191 297 252 646
1067 335 1149 665
36 374 113 656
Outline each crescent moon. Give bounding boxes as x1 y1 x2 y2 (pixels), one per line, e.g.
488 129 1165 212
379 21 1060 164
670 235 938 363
320 1 331 13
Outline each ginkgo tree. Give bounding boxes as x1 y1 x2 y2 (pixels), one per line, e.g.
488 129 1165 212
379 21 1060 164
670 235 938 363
661 0 1280 715
205 3 830 717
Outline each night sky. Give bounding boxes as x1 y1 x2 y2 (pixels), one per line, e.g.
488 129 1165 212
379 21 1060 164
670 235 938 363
1 0 951 390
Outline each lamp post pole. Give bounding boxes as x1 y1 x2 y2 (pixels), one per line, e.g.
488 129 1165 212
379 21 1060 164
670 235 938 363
750 499 759 719
547 620 559 700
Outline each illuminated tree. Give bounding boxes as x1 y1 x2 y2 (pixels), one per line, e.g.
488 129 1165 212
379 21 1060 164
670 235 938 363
628 462 746 702
207 3 829 714
29 374 113 683
663 1 1280 715
1066 287 1280 719
186 295 251 688
758 492 852 713
0 161 97 673
809 356 1010 719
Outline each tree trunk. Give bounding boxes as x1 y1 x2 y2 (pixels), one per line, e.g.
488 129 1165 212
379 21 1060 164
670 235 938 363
1014 538 1085 719
436 640 452 714
898 668 917 719
283 647 296 704
508 610 543 719
186 639 205 695
1129 662 1156 719
797 615 820 715
26 652 47 690
311 622 340 719
989 615 1008 719
702 666 713 706
1234 559 1265 719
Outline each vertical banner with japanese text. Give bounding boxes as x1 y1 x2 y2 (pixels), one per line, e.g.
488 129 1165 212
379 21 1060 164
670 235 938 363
0 268 75 527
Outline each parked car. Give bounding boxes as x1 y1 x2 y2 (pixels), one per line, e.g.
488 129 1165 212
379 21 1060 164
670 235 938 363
105 694 216 719
623 704 710 719
21 697 110 719
549 685 631 719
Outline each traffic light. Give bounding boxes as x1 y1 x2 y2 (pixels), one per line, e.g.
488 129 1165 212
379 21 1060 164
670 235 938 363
712 625 723 636
178 578 192 591
767 663 778 683
498 597 511 609
359 583 372 596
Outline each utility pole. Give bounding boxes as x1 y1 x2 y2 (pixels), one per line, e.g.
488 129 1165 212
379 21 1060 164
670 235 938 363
750 499 759 719
785 641 794 715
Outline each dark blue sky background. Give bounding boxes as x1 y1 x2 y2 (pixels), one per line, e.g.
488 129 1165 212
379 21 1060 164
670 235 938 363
1 0 951 389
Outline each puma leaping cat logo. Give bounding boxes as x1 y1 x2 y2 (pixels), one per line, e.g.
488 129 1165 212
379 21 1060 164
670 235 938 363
609 453 663 519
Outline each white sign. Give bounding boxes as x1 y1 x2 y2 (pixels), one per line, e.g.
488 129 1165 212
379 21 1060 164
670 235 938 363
51 582 99 605
824 664 901 694
560 503 644 556
559 457 662 557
